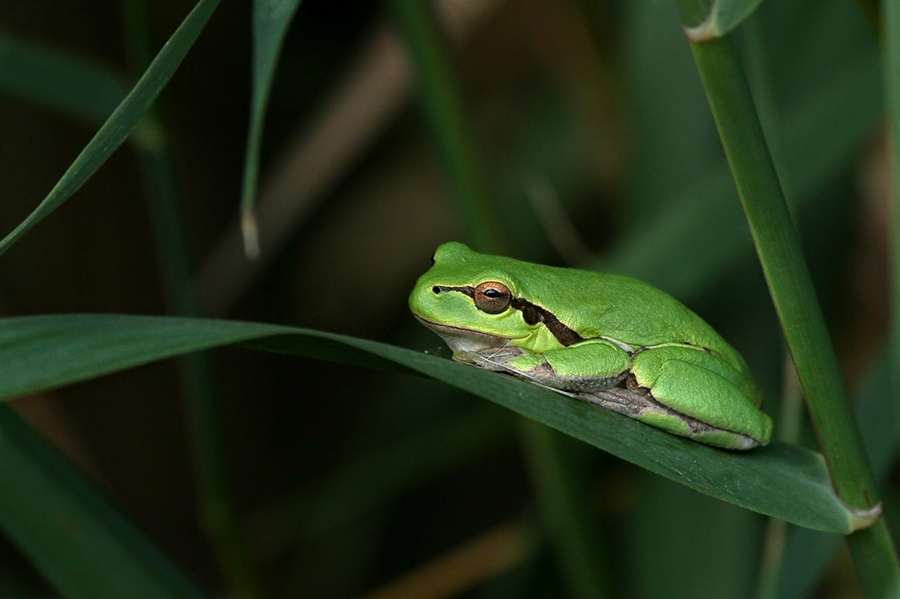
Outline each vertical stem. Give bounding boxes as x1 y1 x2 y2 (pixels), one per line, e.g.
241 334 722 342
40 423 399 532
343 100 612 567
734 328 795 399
519 421 610 599
684 30 898 594
690 37 874 505
883 0 900 436
881 1 900 592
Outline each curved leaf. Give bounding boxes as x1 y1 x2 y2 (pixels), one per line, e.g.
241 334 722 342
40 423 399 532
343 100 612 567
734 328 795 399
0 405 205 598
0 314 868 534
0 0 220 256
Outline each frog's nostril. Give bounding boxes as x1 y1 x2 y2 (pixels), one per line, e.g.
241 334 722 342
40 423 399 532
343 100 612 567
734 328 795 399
432 286 441 294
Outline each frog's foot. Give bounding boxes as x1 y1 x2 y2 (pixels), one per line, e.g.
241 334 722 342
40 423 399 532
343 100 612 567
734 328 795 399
580 381 763 450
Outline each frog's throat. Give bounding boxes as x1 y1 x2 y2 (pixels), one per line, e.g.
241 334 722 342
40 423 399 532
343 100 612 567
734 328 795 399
414 315 513 354
432 285 585 347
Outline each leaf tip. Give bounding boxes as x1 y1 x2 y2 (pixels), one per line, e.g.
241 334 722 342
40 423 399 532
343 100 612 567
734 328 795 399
241 210 260 260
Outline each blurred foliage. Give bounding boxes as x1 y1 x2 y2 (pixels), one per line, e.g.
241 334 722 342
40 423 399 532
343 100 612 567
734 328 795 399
0 0 896 597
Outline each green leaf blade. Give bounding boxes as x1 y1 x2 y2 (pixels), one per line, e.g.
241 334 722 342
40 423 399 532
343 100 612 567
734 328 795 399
0 315 294 399
240 0 302 239
0 0 220 257
0 314 867 535
0 405 205 598
0 34 129 127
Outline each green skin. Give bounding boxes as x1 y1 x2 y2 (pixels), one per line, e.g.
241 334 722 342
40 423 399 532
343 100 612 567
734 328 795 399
409 242 773 450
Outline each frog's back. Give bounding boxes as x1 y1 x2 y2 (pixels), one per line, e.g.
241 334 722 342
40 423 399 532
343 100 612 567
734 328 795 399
517 264 745 369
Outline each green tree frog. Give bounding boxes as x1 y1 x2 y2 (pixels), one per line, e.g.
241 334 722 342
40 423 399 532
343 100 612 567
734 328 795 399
409 242 773 449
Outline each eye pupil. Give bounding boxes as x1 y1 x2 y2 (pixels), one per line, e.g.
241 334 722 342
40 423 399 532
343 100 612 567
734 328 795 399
484 288 500 298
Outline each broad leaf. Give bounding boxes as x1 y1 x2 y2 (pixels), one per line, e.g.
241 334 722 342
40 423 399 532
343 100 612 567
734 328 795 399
0 314 872 534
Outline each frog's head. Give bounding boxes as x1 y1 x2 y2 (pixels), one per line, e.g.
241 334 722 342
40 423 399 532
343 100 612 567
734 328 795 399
409 242 566 354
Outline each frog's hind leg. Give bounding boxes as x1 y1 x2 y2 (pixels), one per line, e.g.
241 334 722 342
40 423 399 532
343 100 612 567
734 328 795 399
578 386 732 441
629 347 773 447
581 385 763 449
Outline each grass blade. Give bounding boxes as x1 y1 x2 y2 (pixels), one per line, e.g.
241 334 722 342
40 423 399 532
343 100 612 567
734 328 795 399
519 421 610 599
240 0 303 257
0 34 128 128
0 0 220 256
0 313 876 535
0 404 205 598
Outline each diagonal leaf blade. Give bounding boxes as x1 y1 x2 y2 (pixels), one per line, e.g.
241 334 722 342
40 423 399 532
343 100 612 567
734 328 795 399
0 34 129 128
0 314 870 535
0 404 205 598
0 0 220 256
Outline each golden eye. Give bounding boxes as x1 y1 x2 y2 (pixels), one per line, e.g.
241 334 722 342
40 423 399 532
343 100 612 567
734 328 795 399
474 281 512 314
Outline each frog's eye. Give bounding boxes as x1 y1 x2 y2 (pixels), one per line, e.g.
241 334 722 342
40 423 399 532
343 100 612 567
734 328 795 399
474 281 512 314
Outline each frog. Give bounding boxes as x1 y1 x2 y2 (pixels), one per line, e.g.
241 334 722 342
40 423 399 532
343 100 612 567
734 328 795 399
408 242 773 449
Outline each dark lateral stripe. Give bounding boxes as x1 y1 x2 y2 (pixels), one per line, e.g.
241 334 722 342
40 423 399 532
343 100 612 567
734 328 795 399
435 285 584 347
510 297 584 346
435 285 475 297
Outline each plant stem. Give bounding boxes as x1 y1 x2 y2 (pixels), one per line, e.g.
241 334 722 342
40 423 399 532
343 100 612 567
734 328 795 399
682 23 899 595
883 0 900 446
519 421 611 599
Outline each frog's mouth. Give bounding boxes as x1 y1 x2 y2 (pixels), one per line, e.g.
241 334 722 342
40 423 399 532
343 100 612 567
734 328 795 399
414 315 512 354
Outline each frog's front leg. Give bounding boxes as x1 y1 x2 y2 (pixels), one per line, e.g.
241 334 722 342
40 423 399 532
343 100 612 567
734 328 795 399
457 339 632 393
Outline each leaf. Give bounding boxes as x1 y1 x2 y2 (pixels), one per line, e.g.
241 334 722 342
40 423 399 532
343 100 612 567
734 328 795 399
0 0 221 257
0 314 870 535
0 34 129 128
240 0 303 256
0 405 205 598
